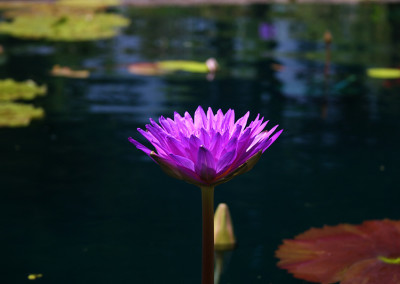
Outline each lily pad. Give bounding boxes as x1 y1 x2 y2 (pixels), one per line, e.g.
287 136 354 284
128 60 214 76
0 79 46 101
0 6 130 41
276 219 400 284
367 68 400 79
57 0 121 8
0 102 44 127
158 61 210 73
127 62 163 75
50 65 90 78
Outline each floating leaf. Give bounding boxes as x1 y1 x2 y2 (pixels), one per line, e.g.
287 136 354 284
0 102 44 127
57 0 121 8
158 61 210 73
27 273 43 280
127 62 164 76
367 68 400 79
50 65 90 78
128 60 216 76
0 79 46 101
0 6 130 41
276 219 400 284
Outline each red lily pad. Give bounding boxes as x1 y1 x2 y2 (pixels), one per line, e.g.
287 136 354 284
50 65 90 78
275 220 400 284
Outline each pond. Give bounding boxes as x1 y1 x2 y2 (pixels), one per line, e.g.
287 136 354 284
1 2 400 283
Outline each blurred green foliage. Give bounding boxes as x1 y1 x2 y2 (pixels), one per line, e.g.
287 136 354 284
57 0 120 9
0 79 46 101
0 102 44 127
0 3 130 41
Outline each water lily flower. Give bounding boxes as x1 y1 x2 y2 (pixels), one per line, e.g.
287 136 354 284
275 219 400 284
129 106 282 187
129 106 282 284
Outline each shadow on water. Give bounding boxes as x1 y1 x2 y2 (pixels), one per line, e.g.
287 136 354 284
0 2 400 283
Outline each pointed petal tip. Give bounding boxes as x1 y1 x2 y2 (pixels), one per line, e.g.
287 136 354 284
196 105 205 112
129 137 153 155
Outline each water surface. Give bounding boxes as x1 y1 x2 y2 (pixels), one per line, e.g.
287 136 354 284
1 3 400 283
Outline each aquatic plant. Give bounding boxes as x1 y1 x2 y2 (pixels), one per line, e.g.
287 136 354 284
128 59 218 76
129 106 282 284
57 0 121 9
214 203 236 251
0 102 44 127
0 79 46 101
0 8 130 41
50 65 90 78
367 68 400 79
276 219 400 284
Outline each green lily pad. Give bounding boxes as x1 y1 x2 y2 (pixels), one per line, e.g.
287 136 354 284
367 68 400 79
0 79 47 101
0 102 44 127
57 0 121 8
0 6 130 41
128 60 212 76
158 61 210 73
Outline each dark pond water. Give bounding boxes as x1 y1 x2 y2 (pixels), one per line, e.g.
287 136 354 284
1 3 400 283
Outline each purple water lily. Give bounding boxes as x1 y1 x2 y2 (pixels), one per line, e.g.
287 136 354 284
129 106 282 284
129 106 282 187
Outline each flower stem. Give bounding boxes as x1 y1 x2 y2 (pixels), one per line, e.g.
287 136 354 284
201 186 215 284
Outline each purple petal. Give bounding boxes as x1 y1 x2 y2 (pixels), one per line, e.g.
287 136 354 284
215 109 224 130
235 127 252 156
128 137 152 155
216 149 237 173
195 146 217 181
159 116 173 133
246 128 283 159
173 112 189 136
137 127 155 143
183 111 195 133
222 136 238 156
209 132 223 158
264 124 279 139
235 111 250 130
169 154 195 171
248 119 267 137
165 136 186 156
200 128 211 147
247 124 278 151
152 152 202 184
206 107 215 130
222 109 235 134
187 134 202 161
262 129 283 153
230 124 242 140
194 106 207 130
248 114 260 129
145 124 167 146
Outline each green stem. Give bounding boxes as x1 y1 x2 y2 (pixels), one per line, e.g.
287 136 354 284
201 186 214 284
